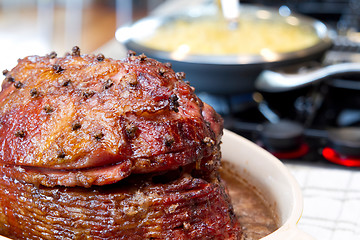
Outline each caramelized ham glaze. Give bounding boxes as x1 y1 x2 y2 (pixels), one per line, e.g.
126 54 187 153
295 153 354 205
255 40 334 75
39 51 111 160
0 48 242 240
0 50 223 187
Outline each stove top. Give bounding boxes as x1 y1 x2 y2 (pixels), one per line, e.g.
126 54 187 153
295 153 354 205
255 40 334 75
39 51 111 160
214 29 360 167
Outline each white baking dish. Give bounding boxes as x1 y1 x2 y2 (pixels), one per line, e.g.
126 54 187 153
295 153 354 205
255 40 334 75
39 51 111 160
222 129 314 240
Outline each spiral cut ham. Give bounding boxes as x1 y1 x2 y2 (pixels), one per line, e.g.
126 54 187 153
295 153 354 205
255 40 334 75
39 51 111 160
0 167 241 240
0 47 242 239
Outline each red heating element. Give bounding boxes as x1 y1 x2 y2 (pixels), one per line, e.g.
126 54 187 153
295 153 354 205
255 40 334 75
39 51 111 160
271 143 309 159
322 147 360 167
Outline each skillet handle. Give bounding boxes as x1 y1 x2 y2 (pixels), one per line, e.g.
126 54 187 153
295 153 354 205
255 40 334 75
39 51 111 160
255 62 360 92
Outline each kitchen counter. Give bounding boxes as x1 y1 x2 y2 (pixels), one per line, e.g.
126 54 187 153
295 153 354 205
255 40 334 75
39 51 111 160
97 38 360 240
285 162 360 240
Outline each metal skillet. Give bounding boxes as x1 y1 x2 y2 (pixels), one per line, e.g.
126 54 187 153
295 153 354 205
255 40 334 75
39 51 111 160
115 3 332 95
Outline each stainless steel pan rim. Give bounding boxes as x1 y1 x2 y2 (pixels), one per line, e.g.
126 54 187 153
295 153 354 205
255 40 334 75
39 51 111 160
116 4 333 66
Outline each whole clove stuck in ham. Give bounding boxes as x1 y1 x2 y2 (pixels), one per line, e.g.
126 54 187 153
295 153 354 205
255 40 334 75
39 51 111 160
0 47 242 239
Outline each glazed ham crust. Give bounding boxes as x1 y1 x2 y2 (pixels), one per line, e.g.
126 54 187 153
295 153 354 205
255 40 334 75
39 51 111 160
0 52 223 187
0 49 242 240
